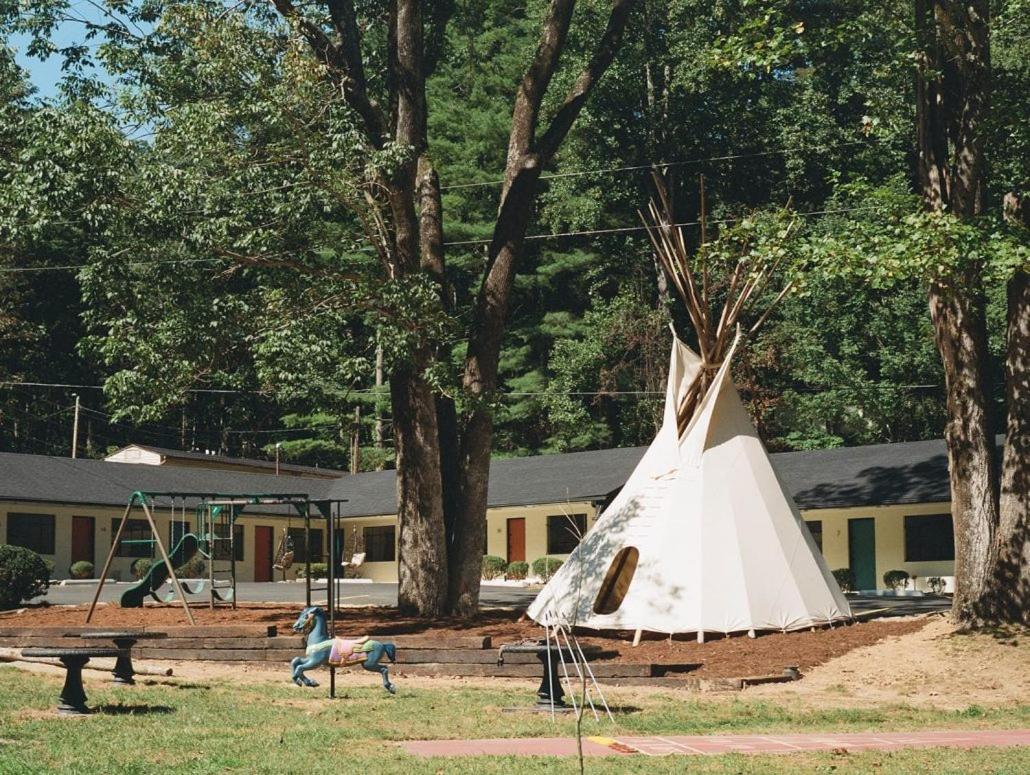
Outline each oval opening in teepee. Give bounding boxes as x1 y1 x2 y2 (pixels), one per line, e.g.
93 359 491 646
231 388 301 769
592 546 639 615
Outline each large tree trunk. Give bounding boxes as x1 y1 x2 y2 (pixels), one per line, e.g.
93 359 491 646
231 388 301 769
995 194 1030 623
446 0 641 616
391 363 448 616
915 0 1000 627
927 277 999 622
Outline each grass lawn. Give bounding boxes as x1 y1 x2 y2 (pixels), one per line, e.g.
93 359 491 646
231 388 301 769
1 665 1027 774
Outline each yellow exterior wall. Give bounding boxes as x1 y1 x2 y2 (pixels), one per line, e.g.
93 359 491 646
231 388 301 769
800 502 954 590
484 502 600 568
3 498 955 589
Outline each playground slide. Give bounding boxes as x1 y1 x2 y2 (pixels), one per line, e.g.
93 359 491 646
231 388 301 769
119 534 200 608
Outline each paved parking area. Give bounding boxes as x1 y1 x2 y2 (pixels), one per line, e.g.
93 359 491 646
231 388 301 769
35 580 539 608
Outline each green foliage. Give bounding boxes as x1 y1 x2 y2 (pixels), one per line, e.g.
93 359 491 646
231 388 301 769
531 556 563 582
883 569 910 591
481 555 508 580
296 562 329 579
69 560 94 579
174 556 206 579
0 545 50 608
505 561 529 580
927 576 947 594
832 568 855 593
130 558 152 580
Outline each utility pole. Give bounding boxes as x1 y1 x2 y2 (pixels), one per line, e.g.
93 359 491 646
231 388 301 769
70 394 80 459
374 344 384 462
275 442 282 476
350 407 361 475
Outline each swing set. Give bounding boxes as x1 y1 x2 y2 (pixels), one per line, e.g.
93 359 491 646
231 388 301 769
85 491 350 625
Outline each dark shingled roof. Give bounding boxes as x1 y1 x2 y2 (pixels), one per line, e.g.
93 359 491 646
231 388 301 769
0 437 962 516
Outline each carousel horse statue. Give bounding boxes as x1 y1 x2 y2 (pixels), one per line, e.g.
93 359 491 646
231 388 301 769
290 606 398 693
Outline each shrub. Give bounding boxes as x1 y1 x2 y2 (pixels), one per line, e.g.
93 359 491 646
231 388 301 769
832 568 855 593
70 561 94 579
131 558 153 580
482 555 508 580
531 556 563 582
296 562 328 579
506 561 529 580
927 576 947 594
175 556 206 579
0 545 50 609
883 569 910 591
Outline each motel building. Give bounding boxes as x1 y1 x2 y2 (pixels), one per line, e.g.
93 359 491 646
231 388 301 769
0 439 963 592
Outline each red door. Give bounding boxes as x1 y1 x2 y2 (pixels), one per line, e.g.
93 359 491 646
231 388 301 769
254 526 274 582
506 518 526 563
71 517 95 565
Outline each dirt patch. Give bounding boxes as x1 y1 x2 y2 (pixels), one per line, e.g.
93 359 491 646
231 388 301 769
2 603 927 679
751 615 1030 709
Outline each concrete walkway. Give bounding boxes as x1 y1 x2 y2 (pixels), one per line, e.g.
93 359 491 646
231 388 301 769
401 728 1030 758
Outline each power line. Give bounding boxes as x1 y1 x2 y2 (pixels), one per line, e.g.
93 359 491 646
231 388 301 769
441 203 890 247
439 140 875 191
0 380 267 394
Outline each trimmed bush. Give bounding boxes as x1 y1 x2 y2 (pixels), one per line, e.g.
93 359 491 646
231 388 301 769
506 561 529 580
927 576 947 594
883 569 910 591
296 562 329 579
175 556 207 579
482 555 508 580
832 567 855 593
0 545 50 609
531 556 563 582
70 561 94 579
131 558 153 580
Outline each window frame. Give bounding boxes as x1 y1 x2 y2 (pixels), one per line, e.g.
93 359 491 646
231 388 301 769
546 513 587 555
6 513 56 555
111 518 155 559
363 525 396 563
904 514 955 562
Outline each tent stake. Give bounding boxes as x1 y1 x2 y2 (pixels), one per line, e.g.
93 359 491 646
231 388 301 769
632 629 642 647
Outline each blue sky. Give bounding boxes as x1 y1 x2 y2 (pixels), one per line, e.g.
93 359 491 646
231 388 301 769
9 4 124 101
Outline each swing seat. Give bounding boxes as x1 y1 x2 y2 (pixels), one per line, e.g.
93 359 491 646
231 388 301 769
273 550 294 571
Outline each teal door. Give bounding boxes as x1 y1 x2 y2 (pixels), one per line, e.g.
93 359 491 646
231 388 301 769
848 518 876 591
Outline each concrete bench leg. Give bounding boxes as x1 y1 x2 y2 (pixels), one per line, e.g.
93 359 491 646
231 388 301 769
111 640 136 685
57 656 91 715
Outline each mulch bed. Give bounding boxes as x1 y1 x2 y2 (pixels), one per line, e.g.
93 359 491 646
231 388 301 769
0 603 929 679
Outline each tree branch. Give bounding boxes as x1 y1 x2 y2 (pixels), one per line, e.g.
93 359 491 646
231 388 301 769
535 0 639 160
269 0 387 147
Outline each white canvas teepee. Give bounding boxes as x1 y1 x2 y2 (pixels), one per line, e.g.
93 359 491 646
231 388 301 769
528 332 852 637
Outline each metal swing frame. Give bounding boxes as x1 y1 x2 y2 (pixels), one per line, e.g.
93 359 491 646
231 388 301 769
85 490 350 625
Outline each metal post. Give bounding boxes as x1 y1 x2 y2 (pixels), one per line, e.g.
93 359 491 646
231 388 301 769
304 503 311 608
85 498 134 622
70 394 80 459
208 505 215 610
141 498 196 625
230 506 238 610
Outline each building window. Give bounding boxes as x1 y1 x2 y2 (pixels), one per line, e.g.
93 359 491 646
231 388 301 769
112 518 154 558
287 528 323 564
904 514 954 562
363 526 396 562
169 521 192 549
212 523 244 562
546 514 587 555
805 520 823 553
6 513 55 555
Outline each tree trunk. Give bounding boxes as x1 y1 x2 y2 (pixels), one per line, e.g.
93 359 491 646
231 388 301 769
916 0 1000 627
927 276 999 623
390 363 448 616
995 194 1030 623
